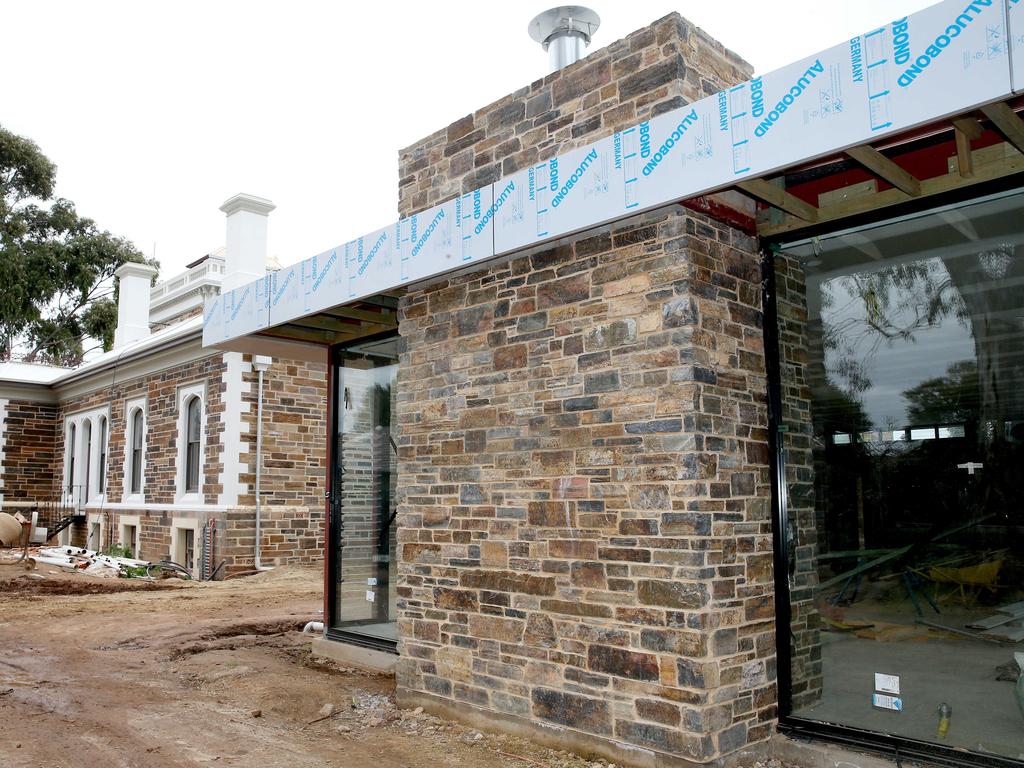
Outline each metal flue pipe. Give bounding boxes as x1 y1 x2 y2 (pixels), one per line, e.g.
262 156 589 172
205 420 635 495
528 6 600 72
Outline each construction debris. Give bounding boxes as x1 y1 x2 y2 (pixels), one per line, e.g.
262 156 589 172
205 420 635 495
1 546 158 579
970 600 1024 642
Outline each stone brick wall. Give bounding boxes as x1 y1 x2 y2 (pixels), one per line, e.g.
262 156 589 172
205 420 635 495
221 505 323 574
398 13 751 219
227 355 327 573
48 348 324 572
389 12 777 765
772 254 823 710
0 399 59 507
394 206 776 763
53 351 228 506
237 357 327 510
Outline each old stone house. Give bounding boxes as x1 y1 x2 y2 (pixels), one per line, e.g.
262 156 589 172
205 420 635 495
0 195 327 576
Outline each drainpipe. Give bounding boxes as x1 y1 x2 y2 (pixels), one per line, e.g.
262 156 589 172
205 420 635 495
252 356 272 570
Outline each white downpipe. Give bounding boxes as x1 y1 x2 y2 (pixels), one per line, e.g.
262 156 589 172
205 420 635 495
255 366 264 570
302 621 324 634
253 356 272 570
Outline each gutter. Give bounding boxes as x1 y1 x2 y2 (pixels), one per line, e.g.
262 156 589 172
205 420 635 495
53 324 204 390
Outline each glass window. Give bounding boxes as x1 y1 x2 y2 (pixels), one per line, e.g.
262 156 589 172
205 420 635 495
774 191 1024 761
130 409 144 495
328 334 399 647
98 417 107 494
185 396 201 493
67 423 76 495
82 421 91 503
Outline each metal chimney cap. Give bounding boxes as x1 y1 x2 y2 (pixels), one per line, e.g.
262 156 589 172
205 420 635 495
528 6 601 48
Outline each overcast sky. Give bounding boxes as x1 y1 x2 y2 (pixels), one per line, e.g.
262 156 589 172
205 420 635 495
2 0 936 279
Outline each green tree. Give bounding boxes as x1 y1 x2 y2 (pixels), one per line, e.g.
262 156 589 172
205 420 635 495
903 360 979 425
0 125 158 366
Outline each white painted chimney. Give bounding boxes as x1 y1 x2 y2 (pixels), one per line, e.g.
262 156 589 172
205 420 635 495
220 193 276 293
113 261 159 349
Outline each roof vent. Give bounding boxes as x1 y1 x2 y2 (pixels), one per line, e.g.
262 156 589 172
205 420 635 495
529 6 600 72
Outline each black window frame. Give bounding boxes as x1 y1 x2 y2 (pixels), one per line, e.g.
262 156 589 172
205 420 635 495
325 331 401 655
762 185 1024 768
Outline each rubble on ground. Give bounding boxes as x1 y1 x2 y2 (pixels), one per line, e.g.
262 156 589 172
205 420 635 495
0 545 165 579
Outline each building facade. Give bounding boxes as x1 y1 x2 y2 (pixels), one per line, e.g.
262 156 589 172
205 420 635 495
206 4 1024 767
0 198 327 577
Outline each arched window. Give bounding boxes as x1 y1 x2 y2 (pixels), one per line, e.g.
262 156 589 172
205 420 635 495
130 409 144 495
184 396 202 493
82 420 92 502
67 423 76 495
98 417 108 494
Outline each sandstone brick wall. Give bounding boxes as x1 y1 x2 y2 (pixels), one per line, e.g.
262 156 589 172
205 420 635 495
389 12 776 764
398 13 751 218
394 207 776 763
53 351 227 505
76 509 206 564
221 505 323 574
772 254 823 711
237 357 327 510
229 355 327 573
1 341 326 575
0 399 59 507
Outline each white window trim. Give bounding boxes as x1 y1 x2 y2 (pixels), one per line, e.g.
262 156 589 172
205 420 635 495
63 406 111 511
96 415 109 497
123 397 147 504
119 514 141 558
170 517 201 576
174 382 207 504
63 421 77 509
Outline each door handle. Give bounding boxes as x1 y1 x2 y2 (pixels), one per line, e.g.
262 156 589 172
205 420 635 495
787 519 798 579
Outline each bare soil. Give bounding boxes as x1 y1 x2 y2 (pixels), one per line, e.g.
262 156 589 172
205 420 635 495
0 562 608 768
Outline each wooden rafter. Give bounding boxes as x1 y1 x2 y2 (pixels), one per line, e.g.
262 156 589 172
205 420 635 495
981 103 1024 154
322 306 397 325
287 314 364 334
954 127 974 178
737 178 819 222
952 116 983 140
755 140 1024 237
846 145 921 197
747 103 1024 237
258 325 339 345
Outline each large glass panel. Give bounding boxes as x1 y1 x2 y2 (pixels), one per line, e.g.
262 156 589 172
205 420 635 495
329 334 399 646
776 191 1024 761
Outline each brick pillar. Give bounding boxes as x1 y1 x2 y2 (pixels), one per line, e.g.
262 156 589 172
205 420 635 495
394 205 776 764
391 12 776 765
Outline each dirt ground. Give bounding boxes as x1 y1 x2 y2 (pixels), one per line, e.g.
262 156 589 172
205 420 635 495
0 561 612 768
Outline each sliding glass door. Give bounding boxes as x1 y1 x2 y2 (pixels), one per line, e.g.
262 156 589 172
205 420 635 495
772 190 1024 764
327 333 400 650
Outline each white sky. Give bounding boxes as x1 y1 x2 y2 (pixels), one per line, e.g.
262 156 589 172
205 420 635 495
2 0 936 280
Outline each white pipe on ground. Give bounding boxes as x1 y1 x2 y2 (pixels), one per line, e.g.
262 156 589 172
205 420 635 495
302 621 324 634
